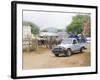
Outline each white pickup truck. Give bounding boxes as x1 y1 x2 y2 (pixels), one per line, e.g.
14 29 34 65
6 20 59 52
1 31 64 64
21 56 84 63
52 38 86 57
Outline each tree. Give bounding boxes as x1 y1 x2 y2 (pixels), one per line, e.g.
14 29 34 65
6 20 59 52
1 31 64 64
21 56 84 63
23 21 40 35
66 15 90 35
82 15 91 37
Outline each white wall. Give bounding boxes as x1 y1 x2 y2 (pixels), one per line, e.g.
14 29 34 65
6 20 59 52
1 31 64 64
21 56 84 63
0 0 99 80
23 25 32 39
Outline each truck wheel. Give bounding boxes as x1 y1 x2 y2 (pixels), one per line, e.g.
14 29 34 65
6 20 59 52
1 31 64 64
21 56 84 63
55 54 59 57
80 47 84 53
65 49 72 56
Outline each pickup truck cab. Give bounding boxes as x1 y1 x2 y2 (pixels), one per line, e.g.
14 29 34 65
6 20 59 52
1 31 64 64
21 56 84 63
52 38 86 57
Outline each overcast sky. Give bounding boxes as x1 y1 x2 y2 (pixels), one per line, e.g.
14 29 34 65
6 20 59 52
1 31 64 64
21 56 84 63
23 11 78 30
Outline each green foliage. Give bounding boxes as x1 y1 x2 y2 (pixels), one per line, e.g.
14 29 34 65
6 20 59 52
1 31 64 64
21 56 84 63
66 15 90 34
23 21 40 35
31 25 39 35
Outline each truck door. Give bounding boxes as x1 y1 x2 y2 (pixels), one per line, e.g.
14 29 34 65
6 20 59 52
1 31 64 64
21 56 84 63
72 40 79 51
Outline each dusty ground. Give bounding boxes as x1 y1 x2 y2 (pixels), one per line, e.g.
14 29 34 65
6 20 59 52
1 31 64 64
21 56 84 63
23 44 91 70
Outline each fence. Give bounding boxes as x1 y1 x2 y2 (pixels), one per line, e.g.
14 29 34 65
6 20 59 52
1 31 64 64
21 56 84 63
22 38 38 52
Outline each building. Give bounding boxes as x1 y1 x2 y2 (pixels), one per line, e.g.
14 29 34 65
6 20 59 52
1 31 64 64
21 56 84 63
23 25 32 39
22 25 32 51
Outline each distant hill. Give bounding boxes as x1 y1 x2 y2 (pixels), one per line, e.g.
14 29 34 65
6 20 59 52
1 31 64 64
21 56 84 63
42 27 58 33
41 27 65 33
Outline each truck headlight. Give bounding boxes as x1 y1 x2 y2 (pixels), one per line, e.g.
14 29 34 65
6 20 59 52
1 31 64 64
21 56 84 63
61 47 66 50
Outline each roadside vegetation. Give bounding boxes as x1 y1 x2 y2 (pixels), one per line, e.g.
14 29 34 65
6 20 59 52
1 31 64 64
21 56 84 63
66 15 90 36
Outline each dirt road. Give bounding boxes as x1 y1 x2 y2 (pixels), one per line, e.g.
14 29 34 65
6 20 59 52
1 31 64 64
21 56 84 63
23 44 91 69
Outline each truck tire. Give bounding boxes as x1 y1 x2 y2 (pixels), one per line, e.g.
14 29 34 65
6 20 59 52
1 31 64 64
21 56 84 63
80 47 84 53
65 49 72 57
55 54 59 57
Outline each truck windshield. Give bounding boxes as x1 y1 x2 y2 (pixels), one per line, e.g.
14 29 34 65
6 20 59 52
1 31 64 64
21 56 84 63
61 38 73 44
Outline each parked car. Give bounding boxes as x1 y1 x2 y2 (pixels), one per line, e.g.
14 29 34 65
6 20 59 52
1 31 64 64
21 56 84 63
52 38 86 57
